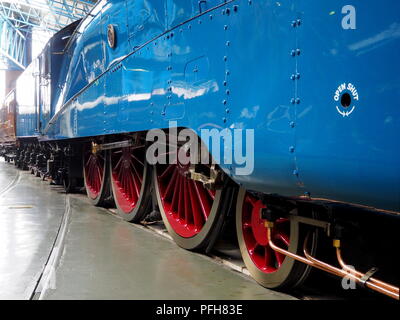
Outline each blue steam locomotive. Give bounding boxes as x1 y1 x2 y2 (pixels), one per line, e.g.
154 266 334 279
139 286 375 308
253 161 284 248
0 0 399 299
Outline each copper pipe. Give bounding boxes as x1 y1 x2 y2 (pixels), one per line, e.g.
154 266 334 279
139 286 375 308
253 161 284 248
336 247 399 294
303 240 399 300
266 226 399 300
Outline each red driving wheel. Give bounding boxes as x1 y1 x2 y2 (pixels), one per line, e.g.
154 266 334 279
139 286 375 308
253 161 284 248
110 145 150 221
236 189 316 289
153 145 225 250
83 149 110 206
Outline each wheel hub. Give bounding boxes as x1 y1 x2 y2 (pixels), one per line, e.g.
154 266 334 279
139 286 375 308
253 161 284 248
242 195 290 273
251 205 269 246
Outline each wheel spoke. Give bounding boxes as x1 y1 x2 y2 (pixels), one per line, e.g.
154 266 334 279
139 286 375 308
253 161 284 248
164 170 178 201
189 180 203 229
275 232 290 247
114 154 123 170
264 246 273 269
160 164 174 180
155 145 219 239
130 161 143 184
241 194 291 275
193 181 211 220
182 178 190 225
110 147 145 215
171 170 180 212
274 251 286 267
130 170 140 199
130 154 144 167
178 175 185 219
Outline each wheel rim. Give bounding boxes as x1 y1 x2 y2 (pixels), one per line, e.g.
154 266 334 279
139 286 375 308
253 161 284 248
242 194 289 273
84 152 105 200
156 162 216 238
110 146 144 214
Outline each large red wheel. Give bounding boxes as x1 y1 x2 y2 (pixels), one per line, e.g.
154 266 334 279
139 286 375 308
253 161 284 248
83 149 110 206
236 188 316 289
110 146 151 221
153 155 225 250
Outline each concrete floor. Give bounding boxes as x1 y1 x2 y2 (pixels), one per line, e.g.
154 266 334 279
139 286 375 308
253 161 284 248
0 159 295 300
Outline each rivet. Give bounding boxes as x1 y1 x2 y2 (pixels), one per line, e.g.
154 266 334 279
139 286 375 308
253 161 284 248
226 70 230 76
222 100 227 105
296 49 301 56
291 74 296 80
296 73 300 80
222 9 225 15
233 5 239 12
223 56 227 61
225 108 230 113
226 8 230 15
289 146 295 153
161 111 165 115
290 98 296 104
226 41 230 46
291 50 296 57
291 20 297 27
293 170 299 176
248 0 252 4
198 20 202 24
295 98 301 104
224 25 228 30
297 19 301 26
180 28 183 33
170 32 174 37
290 121 295 128
226 90 230 95
223 81 227 86
188 24 191 29
210 14 213 20
223 117 227 123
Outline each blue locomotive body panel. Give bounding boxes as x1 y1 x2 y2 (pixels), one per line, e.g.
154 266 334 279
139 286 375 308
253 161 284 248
28 0 400 212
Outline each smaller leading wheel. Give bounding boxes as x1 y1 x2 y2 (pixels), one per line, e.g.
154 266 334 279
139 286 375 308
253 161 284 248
83 148 111 206
236 188 315 289
109 145 151 221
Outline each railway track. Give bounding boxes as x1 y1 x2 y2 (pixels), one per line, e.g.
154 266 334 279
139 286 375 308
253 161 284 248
0 170 20 198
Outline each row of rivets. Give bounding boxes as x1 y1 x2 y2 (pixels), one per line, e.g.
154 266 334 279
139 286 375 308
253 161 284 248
223 11 232 124
290 17 303 186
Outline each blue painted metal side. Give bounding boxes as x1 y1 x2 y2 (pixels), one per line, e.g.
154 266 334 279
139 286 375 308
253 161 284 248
295 1 400 211
17 0 400 212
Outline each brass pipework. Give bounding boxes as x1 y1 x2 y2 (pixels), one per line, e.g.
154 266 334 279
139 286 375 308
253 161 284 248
265 225 399 300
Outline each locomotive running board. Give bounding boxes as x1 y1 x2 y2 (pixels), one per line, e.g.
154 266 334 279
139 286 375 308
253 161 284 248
264 222 399 300
92 140 144 153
